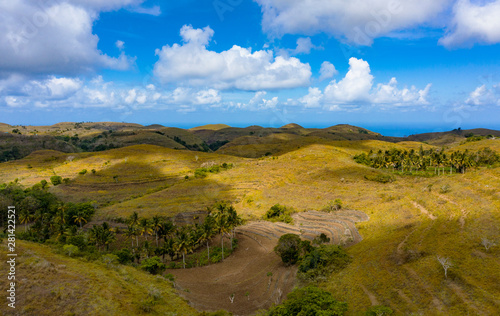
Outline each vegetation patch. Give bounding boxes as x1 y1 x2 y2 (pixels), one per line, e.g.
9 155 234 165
354 146 500 175
194 162 233 178
266 285 348 316
263 204 296 224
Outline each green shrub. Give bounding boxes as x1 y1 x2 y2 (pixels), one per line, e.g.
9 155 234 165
102 254 119 267
66 235 88 250
62 244 79 257
194 168 208 178
298 245 351 281
274 234 302 265
267 285 348 316
115 248 134 264
141 256 166 275
50 176 62 186
263 204 295 224
364 173 394 183
79 169 87 175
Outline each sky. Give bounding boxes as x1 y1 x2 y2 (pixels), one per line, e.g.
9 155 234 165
1 0 500 136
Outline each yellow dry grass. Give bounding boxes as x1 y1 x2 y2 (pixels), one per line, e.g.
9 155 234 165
1 138 500 314
0 240 197 316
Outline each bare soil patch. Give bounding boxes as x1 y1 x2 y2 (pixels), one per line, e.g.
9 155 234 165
167 210 368 315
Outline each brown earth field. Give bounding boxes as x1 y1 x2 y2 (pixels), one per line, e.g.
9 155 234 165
168 210 368 315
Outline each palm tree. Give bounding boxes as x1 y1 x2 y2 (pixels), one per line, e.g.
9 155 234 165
163 238 176 261
139 218 152 241
19 211 33 232
159 220 175 242
226 205 242 250
175 228 193 269
73 212 87 229
151 215 162 247
124 225 137 248
214 209 230 260
198 221 214 261
89 222 116 251
128 211 139 227
55 205 67 225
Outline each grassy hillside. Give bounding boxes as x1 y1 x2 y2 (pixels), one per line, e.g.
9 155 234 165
189 124 231 131
1 124 499 314
0 241 198 316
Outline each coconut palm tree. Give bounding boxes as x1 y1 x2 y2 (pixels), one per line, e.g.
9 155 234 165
128 211 139 227
19 211 33 232
175 228 193 269
139 218 152 241
198 220 214 261
151 215 162 247
73 212 87 229
163 238 176 261
124 225 137 248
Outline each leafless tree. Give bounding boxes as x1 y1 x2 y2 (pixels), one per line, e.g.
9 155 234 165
482 238 496 251
229 293 235 303
275 288 283 304
437 256 452 278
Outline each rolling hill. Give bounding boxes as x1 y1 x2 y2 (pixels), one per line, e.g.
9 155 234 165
1 123 499 315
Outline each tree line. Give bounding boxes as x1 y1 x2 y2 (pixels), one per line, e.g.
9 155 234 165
0 180 242 274
354 146 499 175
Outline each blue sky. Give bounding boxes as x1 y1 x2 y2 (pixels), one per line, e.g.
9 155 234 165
1 0 500 136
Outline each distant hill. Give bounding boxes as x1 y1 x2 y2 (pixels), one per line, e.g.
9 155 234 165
280 123 304 129
189 124 231 131
407 128 500 146
1 122 498 161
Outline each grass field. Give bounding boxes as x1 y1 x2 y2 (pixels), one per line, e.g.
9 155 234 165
0 241 198 316
1 132 499 315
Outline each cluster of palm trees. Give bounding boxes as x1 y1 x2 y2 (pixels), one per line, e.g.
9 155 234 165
89 222 116 252
354 147 499 174
123 202 242 269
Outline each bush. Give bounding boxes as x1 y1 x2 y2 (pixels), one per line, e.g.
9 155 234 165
194 168 208 178
79 169 87 175
50 176 62 186
66 235 88 250
102 254 119 267
274 234 302 265
263 204 295 224
115 248 134 264
63 244 79 257
141 256 166 275
364 173 394 183
267 285 348 316
298 245 351 281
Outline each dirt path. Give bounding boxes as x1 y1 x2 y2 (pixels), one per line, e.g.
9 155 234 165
360 284 380 306
448 282 484 315
403 266 444 312
435 193 468 228
411 201 437 220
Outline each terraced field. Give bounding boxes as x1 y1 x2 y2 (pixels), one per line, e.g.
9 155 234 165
169 210 368 315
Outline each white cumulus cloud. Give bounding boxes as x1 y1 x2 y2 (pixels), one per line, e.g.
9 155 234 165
440 0 500 48
254 0 450 45
319 61 338 81
324 58 373 103
0 0 137 77
465 84 500 106
153 25 311 91
298 58 431 110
